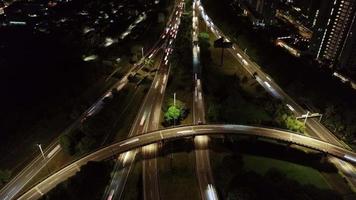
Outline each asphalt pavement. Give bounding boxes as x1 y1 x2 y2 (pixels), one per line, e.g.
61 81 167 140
18 124 356 200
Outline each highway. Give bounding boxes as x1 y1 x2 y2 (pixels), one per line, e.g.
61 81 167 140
18 124 356 200
101 1 185 199
0 6 174 200
4 1 356 199
192 1 218 200
196 1 356 189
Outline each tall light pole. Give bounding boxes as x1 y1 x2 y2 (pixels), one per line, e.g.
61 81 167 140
141 47 144 58
37 144 45 160
303 111 310 125
173 92 176 107
297 111 322 125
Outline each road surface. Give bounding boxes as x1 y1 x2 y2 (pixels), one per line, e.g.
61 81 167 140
192 1 218 199
18 124 356 200
101 1 185 199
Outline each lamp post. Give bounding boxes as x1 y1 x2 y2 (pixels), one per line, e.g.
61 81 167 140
174 92 176 107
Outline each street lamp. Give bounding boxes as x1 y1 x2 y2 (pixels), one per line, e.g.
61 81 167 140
174 92 176 107
37 144 45 160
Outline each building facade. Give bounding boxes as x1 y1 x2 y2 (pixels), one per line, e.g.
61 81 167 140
310 0 356 73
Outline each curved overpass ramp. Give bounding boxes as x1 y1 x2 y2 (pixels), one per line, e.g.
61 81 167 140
18 124 356 200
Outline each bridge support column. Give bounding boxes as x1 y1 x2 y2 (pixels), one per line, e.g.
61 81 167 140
320 153 328 164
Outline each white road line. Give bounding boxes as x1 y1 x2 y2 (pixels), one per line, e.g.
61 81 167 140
35 187 43 196
47 144 61 158
154 80 159 89
140 113 147 126
120 138 139 146
27 192 37 200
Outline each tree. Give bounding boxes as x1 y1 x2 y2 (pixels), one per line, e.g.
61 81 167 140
60 134 75 155
143 58 154 68
207 102 221 122
163 98 188 126
76 136 96 154
274 104 305 133
198 32 211 49
164 106 181 122
0 169 11 187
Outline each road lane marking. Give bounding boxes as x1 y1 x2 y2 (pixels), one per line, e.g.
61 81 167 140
27 192 37 200
160 85 164 94
35 187 43 196
140 113 147 126
47 144 61 158
154 80 159 89
120 138 140 146
177 130 195 134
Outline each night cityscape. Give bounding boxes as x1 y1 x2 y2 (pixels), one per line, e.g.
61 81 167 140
0 0 356 199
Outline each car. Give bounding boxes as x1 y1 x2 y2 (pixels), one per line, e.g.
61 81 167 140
252 72 258 79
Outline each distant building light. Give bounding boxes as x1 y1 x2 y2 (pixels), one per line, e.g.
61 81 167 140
9 21 27 25
28 14 38 18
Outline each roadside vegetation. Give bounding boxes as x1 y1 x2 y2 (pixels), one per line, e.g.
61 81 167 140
199 30 305 133
202 0 356 145
162 5 193 127
0 170 11 188
60 79 151 156
163 98 188 126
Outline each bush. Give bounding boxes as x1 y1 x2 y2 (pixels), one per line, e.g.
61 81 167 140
163 98 188 126
0 169 11 187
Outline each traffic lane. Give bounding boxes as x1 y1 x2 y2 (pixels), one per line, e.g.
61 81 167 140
97 49 166 200
106 8 181 200
0 142 62 200
141 35 175 199
143 158 160 200
18 125 356 199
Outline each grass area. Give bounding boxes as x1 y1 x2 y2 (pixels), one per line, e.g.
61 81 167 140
243 155 329 189
201 33 273 125
199 17 305 132
202 0 356 144
209 140 343 200
158 152 200 200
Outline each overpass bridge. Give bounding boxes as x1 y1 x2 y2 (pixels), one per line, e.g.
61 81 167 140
18 124 356 200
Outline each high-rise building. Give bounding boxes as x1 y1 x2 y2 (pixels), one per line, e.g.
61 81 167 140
310 0 356 73
243 0 277 24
